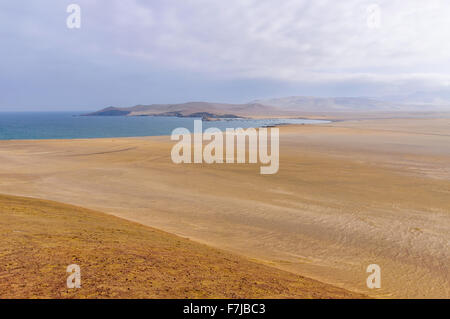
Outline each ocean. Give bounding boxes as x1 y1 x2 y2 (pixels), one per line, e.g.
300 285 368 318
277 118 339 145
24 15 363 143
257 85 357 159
0 112 330 140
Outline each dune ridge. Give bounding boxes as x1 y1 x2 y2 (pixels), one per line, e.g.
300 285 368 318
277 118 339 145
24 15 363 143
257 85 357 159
0 194 363 298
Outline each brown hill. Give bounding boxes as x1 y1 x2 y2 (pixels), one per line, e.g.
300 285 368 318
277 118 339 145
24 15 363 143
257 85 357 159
85 102 281 118
0 194 365 299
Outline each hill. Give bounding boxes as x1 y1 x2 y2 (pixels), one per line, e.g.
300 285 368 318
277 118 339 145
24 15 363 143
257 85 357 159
86 95 450 118
85 102 280 119
0 194 364 298
253 96 450 112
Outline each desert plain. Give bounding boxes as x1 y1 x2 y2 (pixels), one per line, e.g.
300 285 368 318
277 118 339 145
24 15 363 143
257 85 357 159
0 114 449 298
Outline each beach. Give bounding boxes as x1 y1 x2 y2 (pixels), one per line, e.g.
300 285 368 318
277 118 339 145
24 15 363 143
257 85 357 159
1 116 449 298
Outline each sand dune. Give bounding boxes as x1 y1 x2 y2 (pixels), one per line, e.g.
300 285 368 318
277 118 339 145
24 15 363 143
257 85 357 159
0 194 362 298
0 116 449 298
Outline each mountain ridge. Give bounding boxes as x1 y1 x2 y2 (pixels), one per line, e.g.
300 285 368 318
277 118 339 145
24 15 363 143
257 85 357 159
86 95 450 118
85 101 281 120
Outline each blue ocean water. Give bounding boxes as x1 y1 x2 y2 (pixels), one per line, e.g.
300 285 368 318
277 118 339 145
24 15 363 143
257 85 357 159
0 112 330 140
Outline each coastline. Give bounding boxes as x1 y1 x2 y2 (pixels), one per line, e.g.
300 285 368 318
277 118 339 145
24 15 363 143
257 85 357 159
0 116 449 298
0 113 330 141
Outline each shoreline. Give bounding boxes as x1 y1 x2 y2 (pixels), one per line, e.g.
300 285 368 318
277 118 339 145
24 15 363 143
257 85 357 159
0 116 332 142
0 117 448 298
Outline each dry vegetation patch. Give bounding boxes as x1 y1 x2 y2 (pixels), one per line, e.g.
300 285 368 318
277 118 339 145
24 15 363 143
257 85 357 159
0 194 364 299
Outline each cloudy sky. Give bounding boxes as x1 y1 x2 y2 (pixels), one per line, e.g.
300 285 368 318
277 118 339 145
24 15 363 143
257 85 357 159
1 0 450 111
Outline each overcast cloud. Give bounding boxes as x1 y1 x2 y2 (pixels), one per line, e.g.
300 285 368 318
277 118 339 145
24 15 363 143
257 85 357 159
1 0 450 110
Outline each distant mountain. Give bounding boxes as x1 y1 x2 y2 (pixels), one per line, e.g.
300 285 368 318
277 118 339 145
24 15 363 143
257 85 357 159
87 94 450 118
253 95 450 112
251 96 395 111
380 91 450 106
85 102 280 119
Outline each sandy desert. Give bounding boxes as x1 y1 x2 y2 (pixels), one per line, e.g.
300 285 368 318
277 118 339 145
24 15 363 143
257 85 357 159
0 115 449 298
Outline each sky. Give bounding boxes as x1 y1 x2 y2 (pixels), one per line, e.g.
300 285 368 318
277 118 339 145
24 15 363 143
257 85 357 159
1 0 450 111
